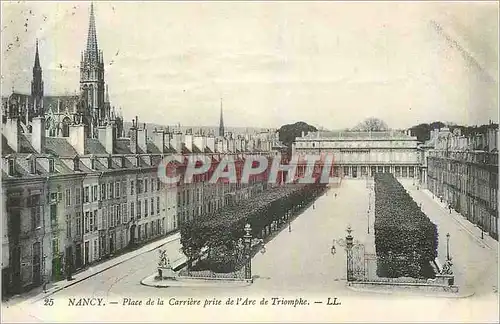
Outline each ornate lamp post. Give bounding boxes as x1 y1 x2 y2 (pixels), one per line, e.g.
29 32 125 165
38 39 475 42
480 218 485 239
367 210 370 234
446 233 450 261
243 223 253 282
345 225 354 282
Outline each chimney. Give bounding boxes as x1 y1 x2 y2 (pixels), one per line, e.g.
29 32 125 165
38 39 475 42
69 124 86 155
153 129 165 153
170 132 183 152
301 131 305 137
137 128 147 153
105 123 116 154
184 133 193 152
206 135 215 152
31 116 46 153
4 117 19 152
130 117 138 154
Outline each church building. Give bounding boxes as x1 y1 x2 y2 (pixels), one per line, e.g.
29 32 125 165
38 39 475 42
2 3 123 139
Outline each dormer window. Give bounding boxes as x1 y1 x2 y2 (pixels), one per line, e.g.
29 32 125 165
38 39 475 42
30 158 36 174
91 158 96 170
48 158 55 173
73 157 80 171
7 159 14 176
107 157 112 169
136 156 141 168
121 157 126 168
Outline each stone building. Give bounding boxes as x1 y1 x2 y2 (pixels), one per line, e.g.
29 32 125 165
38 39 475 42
425 126 499 240
292 130 420 178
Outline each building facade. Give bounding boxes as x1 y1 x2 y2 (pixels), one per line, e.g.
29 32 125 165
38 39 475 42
426 126 499 240
292 130 420 178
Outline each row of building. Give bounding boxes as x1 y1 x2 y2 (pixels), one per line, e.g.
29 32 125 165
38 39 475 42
422 125 498 240
1 113 283 294
292 124 499 240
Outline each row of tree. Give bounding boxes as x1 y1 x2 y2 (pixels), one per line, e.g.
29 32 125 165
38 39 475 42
180 183 327 272
374 173 438 279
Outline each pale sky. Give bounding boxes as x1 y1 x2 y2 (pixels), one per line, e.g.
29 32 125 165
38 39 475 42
1 1 498 130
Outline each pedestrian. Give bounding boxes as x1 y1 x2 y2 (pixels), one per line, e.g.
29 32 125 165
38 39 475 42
335 193 337 198
449 204 452 214
43 280 47 293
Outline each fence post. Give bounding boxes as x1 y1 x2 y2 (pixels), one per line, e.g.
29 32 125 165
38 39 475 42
243 224 253 282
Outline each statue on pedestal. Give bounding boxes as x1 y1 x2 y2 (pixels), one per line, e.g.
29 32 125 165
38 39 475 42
157 249 177 280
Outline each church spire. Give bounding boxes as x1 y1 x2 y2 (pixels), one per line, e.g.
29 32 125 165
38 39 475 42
34 39 41 69
86 2 99 61
219 98 224 137
31 38 44 114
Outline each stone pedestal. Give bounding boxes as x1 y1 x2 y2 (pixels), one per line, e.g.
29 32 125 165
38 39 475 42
435 274 454 286
157 267 177 280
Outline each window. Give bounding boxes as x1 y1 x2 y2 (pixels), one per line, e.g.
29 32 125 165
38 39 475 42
116 204 121 224
84 187 90 203
49 158 55 173
50 204 57 222
7 159 14 176
30 158 36 174
65 189 71 206
156 197 160 215
91 159 95 170
130 202 135 219
100 184 105 200
145 179 148 193
122 181 126 197
85 211 90 233
109 183 113 199
93 210 97 231
31 206 41 230
137 200 142 218
157 178 161 191
52 238 59 255
89 211 94 232
130 181 135 195
137 180 143 194
151 179 154 192
115 182 120 199
144 199 148 216
76 212 82 236
102 207 107 229
92 185 98 202
122 204 127 223
66 215 72 238
108 207 113 227
150 198 154 216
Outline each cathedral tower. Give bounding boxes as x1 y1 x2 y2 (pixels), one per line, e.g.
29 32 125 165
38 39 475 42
31 39 43 116
80 2 106 133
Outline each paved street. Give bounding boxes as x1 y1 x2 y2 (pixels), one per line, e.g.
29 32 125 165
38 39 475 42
2 180 498 323
399 179 498 296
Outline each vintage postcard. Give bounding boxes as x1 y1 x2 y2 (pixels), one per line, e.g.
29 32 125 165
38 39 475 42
1 1 498 323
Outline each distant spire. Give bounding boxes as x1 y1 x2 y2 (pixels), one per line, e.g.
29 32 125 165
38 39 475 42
105 84 109 102
34 39 41 69
86 2 99 61
219 98 224 137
